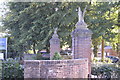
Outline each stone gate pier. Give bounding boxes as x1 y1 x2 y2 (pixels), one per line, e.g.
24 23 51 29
71 7 92 74
24 59 88 78
24 6 92 79
50 28 60 60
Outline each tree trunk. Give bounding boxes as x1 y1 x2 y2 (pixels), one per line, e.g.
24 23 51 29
46 42 50 53
92 38 99 57
46 48 50 53
101 39 104 62
93 45 98 57
33 42 36 54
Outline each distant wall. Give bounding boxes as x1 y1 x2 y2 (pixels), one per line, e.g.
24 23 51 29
24 58 88 78
105 49 118 56
24 54 36 60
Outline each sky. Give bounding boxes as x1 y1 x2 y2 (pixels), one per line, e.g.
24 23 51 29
0 2 8 22
0 2 7 18
0 2 8 32
0 2 8 37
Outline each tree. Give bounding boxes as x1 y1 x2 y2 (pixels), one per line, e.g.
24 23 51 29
3 2 89 55
3 2 56 54
2 2 119 59
87 2 119 59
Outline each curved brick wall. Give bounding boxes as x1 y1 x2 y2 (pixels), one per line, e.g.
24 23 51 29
24 58 88 78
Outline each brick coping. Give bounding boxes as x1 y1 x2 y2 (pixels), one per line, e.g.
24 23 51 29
24 58 88 62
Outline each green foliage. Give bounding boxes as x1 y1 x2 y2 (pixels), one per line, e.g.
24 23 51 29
89 2 119 57
36 53 43 60
91 63 120 78
0 60 2 79
2 2 119 56
2 58 24 79
92 37 101 57
3 2 58 54
52 52 63 60
24 54 37 60
36 53 49 60
92 57 112 63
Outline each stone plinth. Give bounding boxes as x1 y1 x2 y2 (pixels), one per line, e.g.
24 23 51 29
50 29 60 60
24 59 88 78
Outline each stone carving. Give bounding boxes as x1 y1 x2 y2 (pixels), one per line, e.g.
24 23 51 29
54 28 58 34
76 6 87 28
52 28 59 38
78 6 87 23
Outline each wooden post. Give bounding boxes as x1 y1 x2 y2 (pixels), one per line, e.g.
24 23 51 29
101 39 104 61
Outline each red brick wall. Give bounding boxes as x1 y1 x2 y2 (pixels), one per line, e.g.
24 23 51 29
105 49 118 56
24 59 88 78
71 28 92 74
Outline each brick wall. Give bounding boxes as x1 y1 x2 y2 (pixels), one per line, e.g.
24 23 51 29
24 58 88 78
71 28 92 74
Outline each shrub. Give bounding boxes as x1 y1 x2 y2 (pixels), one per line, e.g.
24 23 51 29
52 52 63 60
2 58 24 79
92 57 112 63
91 63 120 78
36 53 43 60
36 53 50 60
24 54 37 60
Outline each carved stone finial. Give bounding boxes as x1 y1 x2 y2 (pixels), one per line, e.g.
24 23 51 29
54 28 58 34
52 28 58 38
78 7 82 22
76 6 87 28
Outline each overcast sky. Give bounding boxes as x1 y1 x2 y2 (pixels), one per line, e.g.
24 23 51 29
0 2 8 27
0 2 7 18
0 2 8 33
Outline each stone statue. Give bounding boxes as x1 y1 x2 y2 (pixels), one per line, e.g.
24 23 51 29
54 28 58 34
78 6 87 23
52 28 58 38
78 7 83 22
